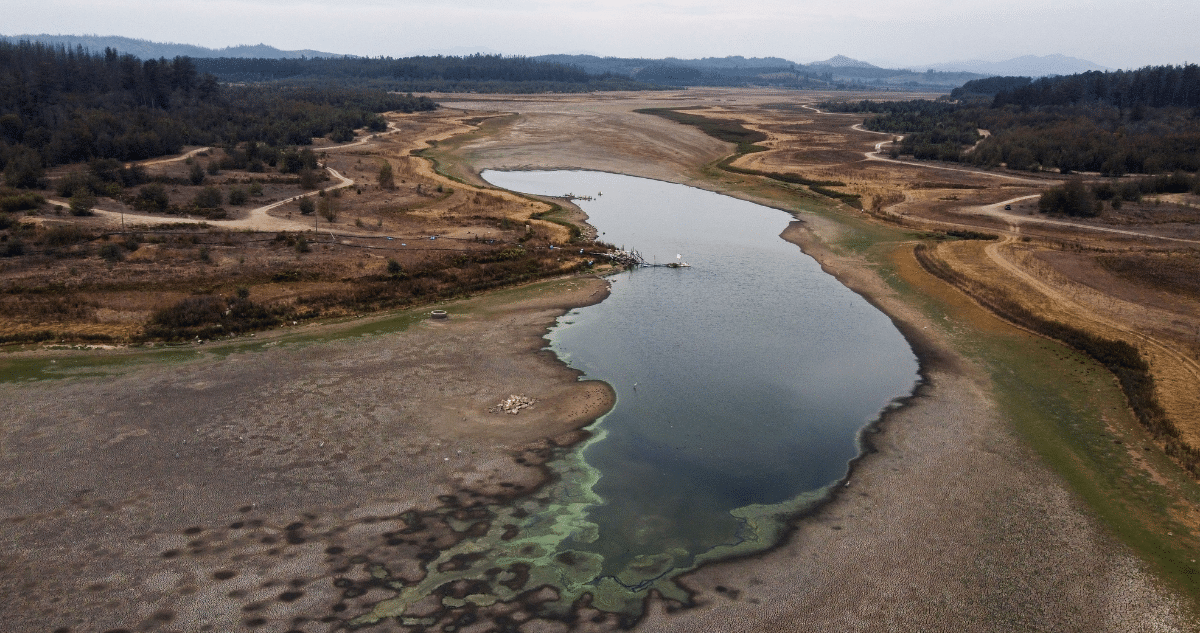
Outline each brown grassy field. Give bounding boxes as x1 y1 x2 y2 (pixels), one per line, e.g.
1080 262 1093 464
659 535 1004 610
0 109 595 344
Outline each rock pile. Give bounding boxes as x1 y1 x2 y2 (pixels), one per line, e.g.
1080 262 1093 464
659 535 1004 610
491 394 536 415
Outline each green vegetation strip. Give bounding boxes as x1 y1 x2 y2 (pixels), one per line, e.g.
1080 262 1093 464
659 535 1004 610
907 242 1200 602
0 277 585 384
635 108 862 208
913 243 1198 476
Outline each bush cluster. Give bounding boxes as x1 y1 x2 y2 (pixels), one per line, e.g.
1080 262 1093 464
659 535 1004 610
143 293 285 340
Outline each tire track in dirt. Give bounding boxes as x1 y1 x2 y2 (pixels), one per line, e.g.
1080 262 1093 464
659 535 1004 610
969 198 1200 246
984 236 1200 421
45 166 356 233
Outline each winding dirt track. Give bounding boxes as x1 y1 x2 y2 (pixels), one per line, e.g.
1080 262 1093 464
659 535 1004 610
850 122 1049 185
47 121 411 232
967 197 1200 245
49 161 360 233
984 234 1200 399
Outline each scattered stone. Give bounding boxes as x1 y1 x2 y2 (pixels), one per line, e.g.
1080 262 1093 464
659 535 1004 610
490 395 535 415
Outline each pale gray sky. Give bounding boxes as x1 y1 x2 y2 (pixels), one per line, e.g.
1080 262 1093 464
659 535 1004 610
6 0 1197 69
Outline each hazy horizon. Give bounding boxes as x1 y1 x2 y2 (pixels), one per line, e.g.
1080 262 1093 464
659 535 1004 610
8 0 1198 71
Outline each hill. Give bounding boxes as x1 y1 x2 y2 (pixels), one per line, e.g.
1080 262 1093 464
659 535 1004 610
921 54 1112 77
533 53 986 91
0 34 340 59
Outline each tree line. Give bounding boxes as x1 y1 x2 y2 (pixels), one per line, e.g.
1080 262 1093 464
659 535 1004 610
0 40 435 188
822 65 1200 175
1039 173 1200 217
991 65 1200 109
191 53 656 93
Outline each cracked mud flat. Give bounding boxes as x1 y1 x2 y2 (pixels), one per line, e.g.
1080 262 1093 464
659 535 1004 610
0 279 618 632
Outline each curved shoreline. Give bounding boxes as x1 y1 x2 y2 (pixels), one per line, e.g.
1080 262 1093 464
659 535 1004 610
442 104 1193 629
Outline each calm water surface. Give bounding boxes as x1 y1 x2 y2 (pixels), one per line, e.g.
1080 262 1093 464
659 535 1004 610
363 171 920 620
483 170 918 599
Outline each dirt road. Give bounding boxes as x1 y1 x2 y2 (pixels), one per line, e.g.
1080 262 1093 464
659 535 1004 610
45 165 356 233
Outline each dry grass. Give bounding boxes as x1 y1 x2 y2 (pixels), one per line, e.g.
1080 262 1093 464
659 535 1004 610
0 109 599 343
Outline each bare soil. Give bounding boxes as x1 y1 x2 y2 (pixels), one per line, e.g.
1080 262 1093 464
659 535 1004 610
1 277 612 633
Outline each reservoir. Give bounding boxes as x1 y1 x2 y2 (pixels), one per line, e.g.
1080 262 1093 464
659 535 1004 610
371 170 920 619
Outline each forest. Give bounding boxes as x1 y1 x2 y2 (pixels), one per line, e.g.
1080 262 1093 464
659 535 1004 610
822 64 1200 175
0 40 436 187
192 54 655 93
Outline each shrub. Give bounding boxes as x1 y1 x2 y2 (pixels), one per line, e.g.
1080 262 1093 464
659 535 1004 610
298 197 315 215
68 192 96 217
378 161 395 189
227 187 248 206
189 162 205 185
143 294 285 340
318 195 337 222
98 243 123 262
0 191 43 213
44 225 92 246
386 258 405 278
193 186 223 209
57 171 98 198
3 148 44 189
134 183 171 212
1 239 24 257
299 169 320 190
1039 180 1099 217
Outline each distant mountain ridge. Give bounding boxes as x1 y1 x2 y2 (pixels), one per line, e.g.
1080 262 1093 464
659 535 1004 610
0 34 341 59
533 53 986 90
919 54 1112 77
810 55 879 69
2 34 1126 92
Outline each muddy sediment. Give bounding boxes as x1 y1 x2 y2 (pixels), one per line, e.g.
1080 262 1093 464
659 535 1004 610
0 278 614 632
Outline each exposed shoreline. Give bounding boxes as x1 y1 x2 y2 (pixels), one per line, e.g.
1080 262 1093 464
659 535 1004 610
443 97 1195 629
0 276 624 632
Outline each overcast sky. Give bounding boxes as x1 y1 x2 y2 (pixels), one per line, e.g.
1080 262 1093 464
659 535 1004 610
6 0 1198 69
